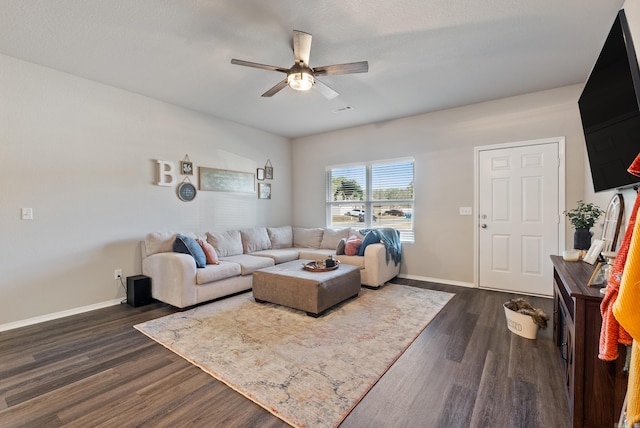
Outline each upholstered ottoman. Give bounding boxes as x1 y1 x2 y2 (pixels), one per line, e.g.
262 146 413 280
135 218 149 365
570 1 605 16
252 259 361 316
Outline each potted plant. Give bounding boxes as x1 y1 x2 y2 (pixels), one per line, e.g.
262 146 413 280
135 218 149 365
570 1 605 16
564 200 605 250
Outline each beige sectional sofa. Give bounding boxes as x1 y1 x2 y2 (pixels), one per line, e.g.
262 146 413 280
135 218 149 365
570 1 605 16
141 226 401 308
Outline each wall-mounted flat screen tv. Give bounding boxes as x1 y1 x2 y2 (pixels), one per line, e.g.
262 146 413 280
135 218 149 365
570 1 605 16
579 9 640 192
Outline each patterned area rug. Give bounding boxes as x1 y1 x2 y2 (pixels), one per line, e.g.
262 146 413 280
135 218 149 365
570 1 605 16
134 284 454 428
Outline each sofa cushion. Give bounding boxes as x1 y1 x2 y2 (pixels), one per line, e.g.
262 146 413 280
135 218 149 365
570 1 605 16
349 228 366 240
267 226 293 249
195 261 242 285
207 230 243 257
336 238 347 255
334 254 366 269
173 234 207 268
320 228 350 250
145 231 203 256
345 236 362 256
145 232 186 255
251 249 300 264
293 227 324 248
219 254 275 275
196 238 219 265
358 230 382 257
240 227 271 253
297 248 336 260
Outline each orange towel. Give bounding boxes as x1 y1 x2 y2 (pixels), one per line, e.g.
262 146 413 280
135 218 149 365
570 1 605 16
612 203 640 426
598 195 638 360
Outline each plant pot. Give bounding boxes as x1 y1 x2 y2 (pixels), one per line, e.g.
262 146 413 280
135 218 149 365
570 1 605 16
573 228 593 250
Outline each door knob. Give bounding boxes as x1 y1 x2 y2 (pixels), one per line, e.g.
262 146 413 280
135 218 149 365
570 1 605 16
481 224 487 228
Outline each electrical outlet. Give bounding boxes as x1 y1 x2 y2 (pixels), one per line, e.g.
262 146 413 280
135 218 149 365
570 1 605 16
114 269 122 280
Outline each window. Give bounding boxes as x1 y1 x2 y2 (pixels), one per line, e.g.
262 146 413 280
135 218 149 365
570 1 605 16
326 158 414 242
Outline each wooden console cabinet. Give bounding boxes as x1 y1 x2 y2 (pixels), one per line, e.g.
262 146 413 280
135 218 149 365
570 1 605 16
551 255 628 428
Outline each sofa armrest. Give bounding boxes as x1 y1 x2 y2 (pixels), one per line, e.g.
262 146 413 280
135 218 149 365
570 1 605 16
142 252 198 308
362 243 401 287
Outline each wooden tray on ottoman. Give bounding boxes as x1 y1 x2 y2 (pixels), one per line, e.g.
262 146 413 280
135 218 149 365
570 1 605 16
303 260 340 272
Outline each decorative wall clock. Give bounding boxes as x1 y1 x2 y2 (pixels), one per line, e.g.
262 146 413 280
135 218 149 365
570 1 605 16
177 180 197 201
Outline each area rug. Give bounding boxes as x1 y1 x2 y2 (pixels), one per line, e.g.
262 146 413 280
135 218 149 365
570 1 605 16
134 284 454 428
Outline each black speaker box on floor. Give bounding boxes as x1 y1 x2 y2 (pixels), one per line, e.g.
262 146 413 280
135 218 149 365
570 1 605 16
126 275 152 307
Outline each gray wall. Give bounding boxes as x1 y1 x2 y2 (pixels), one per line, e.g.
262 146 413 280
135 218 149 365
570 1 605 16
291 85 607 285
4 1 640 326
0 54 292 326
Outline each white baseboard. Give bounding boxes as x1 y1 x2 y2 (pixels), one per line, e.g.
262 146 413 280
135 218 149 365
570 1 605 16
397 273 475 289
0 298 123 332
0 275 474 332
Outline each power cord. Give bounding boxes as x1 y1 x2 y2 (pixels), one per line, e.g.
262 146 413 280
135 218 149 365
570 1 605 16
119 276 127 304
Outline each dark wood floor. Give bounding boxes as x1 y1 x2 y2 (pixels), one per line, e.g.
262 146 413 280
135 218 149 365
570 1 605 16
0 279 570 428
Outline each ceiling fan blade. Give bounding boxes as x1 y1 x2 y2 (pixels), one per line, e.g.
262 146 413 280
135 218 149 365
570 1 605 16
293 30 312 65
231 59 289 73
261 79 289 97
313 79 339 99
313 61 369 76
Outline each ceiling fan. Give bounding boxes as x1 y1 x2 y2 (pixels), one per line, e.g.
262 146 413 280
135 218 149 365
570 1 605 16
231 30 368 99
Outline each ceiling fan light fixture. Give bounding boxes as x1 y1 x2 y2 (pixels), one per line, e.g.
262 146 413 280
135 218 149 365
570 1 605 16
287 72 314 91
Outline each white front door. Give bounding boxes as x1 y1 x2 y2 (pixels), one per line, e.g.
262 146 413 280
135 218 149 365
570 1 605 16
477 140 562 296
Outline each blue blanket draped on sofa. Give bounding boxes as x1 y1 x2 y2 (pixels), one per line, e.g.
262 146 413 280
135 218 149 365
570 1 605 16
360 228 402 266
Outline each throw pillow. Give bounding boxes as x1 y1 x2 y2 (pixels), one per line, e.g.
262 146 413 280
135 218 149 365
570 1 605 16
196 238 219 265
240 227 271 253
293 227 324 248
345 235 362 256
267 226 293 249
349 227 365 240
358 230 381 256
320 228 350 249
336 238 347 255
173 234 207 268
206 230 243 257
145 231 178 256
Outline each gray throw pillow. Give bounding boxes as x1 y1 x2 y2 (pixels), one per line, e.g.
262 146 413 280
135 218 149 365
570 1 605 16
293 227 324 248
336 238 347 255
240 227 271 253
206 230 243 257
321 228 350 249
267 226 293 249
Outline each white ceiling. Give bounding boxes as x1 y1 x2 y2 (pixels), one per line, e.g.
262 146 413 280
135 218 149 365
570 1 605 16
0 0 626 138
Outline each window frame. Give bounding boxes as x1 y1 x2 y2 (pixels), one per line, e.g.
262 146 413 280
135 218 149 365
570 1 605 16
326 157 415 243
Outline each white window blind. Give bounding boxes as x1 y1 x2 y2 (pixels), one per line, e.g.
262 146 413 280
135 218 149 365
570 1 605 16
326 158 414 242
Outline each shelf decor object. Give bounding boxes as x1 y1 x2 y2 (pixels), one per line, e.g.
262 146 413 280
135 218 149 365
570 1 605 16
258 182 271 199
177 177 197 201
583 239 605 265
564 200 605 250
180 154 193 176
199 167 255 193
264 159 273 180
303 260 340 272
601 193 624 252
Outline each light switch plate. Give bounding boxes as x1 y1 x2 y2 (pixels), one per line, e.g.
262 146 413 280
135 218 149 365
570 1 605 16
21 208 33 220
459 207 472 216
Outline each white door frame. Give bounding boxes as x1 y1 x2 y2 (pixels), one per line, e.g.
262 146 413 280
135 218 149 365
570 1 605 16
473 137 566 290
